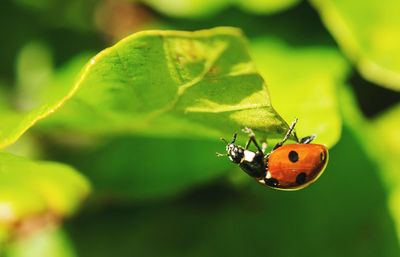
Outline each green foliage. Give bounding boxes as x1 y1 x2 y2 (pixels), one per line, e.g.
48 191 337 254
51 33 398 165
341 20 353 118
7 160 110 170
337 83 400 248
0 0 399 256
68 128 399 257
13 0 99 31
0 27 289 150
369 105 400 242
39 28 289 140
47 136 231 201
311 0 400 91
250 37 348 146
0 152 90 242
142 0 300 18
4 228 76 257
0 27 293 249
372 104 400 187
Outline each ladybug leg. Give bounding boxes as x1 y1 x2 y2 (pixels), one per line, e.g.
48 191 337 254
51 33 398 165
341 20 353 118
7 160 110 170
299 134 316 144
293 130 300 143
261 142 268 153
242 127 264 153
273 118 298 150
288 119 316 144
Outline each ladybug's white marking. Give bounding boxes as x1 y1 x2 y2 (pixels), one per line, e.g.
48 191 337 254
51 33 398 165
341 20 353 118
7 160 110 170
243 150 256 162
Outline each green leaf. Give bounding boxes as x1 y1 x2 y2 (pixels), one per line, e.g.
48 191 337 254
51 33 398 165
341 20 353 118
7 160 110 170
372 105 400 187
371 105 400 239
47 136 231 201
311 0 400 91
15 41 53 112
238 0 301 14
0 152 90 241
0 27 289 149
250 37 349 147
141 0 300 18
68 127 400 257
338 84 400 246
13 0 98 31
4 228 77 257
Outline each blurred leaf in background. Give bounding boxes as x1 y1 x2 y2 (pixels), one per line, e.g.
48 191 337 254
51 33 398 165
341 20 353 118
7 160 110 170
66 125 400 257
250 38 347 147
311 0 400 91
0 152 89 253
13 0 99 31
339 85 400 244
142 0 301 18
15 41 53 111
0 0 105 84
4 228 76 257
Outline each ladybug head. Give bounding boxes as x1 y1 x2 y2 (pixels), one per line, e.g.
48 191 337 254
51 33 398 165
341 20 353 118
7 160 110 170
221 133 244 164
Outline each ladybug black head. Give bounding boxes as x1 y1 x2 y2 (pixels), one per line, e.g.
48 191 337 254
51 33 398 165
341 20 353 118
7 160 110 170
226 143 244 163
221 133 244 164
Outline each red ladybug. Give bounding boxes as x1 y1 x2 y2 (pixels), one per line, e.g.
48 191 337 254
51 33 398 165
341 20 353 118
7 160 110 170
218 119 328 190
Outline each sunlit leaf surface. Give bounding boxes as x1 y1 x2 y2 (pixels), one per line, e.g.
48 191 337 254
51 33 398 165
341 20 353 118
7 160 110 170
0 27 289 149
311 0 400 91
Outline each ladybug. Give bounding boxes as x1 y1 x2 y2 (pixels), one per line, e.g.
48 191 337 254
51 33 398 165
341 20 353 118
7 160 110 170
218 119 328 190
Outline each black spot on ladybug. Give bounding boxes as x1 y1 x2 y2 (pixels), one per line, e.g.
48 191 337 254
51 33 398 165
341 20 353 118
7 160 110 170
288 150 299 163
296 172 307 185
265 178 279 187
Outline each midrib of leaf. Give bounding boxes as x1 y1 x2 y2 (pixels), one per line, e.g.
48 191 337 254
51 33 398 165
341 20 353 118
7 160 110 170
148 33 271 116
144 34 230 122
184 102 270 113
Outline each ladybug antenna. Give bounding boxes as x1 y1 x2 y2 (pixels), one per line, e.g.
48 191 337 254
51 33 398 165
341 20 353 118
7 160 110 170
230 133 237 144
220 137 228 144
220 132 237 145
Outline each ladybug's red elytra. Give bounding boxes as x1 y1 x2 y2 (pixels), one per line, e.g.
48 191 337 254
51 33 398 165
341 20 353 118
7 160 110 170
218 119 328 190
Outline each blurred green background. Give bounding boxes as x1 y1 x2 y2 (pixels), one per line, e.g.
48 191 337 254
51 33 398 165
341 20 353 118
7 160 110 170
1 0 400 256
